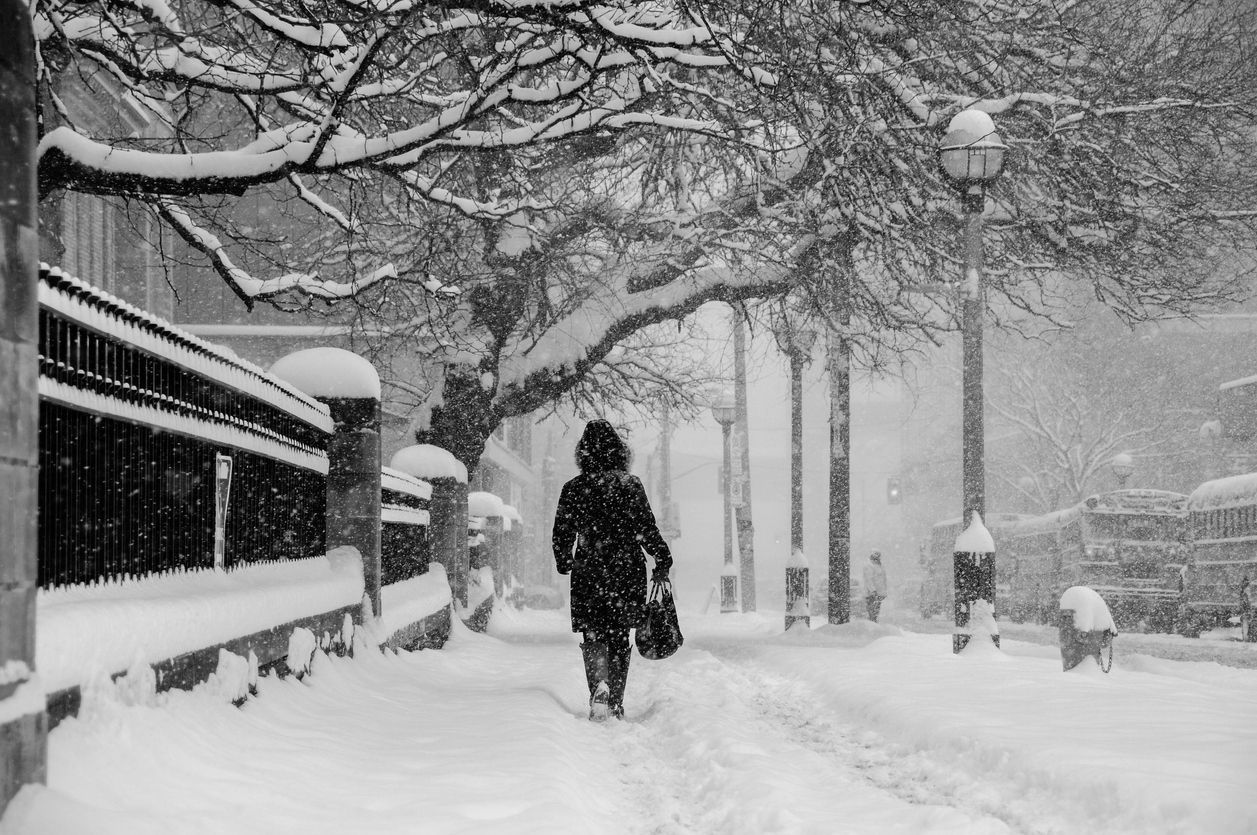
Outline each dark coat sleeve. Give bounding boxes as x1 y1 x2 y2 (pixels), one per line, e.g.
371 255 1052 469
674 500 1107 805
629 475 672 571
552 480 578 575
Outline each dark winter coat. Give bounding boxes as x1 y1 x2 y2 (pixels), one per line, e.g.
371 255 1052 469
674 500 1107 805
552 430 671 633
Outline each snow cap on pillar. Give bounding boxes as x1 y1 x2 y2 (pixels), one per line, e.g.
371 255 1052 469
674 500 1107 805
468 491 506 518
269 347 381 400
787 547 809 568
954 511 995 554
390 444 468 484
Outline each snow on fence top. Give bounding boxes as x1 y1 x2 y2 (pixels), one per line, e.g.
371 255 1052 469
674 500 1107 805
1187 472 1257 512
1220 374 1257 391
389 444 468 484
381 467 433 501
931 512 1032 533
1003 506 1083 537
269 347 381 401
468 491 506 518
1083 489 1188 515
39 265 332 433
502 504 522 523
39 377 329 475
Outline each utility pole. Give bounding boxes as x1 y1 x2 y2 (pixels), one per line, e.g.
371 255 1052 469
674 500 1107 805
732 303 757 612
0 2 47 814
713 402 738 612
827 255 852 625
777 314 817 631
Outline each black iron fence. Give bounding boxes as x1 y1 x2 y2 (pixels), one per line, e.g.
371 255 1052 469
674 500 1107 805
381 467 432 585
37 265 333 588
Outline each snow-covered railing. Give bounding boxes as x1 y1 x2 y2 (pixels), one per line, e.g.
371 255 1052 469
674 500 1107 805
37 265 333 587
380 466 432 585
39 264 332 453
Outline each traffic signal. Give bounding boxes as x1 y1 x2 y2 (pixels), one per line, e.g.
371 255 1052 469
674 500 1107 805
887 477 903 504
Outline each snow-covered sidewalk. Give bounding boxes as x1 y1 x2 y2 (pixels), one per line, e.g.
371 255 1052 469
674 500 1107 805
3 607 1256 834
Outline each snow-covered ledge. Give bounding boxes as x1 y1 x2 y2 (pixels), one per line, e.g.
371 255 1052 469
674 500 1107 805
37 547 366 702
376 564 453 651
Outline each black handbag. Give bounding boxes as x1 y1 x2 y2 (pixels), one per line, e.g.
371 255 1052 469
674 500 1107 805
635 579 683 660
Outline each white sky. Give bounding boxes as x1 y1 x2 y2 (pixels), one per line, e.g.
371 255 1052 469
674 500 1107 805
5 602 1256 834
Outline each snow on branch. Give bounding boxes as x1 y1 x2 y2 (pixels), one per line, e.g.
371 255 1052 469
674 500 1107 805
156 201 394 305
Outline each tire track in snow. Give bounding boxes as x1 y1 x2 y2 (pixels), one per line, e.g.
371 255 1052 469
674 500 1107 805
608 646 1085 835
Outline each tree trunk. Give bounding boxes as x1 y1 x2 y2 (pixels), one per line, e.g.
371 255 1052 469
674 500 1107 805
414 366 498 478
827 247 852 625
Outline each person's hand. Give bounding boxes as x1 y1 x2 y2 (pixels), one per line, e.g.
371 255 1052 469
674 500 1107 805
651 566 670 585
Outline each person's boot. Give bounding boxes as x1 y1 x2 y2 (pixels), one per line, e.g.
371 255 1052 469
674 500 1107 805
608 644 631 720
580 642 611 721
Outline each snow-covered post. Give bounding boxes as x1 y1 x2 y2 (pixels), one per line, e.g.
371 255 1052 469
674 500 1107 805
390 445 468 606
1059 586 1118 672
271 349 382 619
785 548 811 631
953 512 999 653
0 1 46 813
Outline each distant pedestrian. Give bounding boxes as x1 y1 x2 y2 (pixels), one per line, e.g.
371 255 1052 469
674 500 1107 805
863 551 888 622
552 420 672 721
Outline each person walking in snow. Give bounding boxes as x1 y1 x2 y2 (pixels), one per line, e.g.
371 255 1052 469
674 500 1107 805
863 551 889 622
552 419 672 721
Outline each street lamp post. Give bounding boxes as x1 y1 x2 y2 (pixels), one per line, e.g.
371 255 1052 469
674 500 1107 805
788 328 818 554
939 108 1007 653
1110 452 1135 490
711 394 738 612
773 316 818 630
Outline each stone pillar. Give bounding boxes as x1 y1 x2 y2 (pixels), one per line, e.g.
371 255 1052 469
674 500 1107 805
0 1 46 814
429 478 469 606
483 517 505 597
324 397 382 619
503 519 522 604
